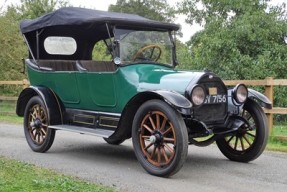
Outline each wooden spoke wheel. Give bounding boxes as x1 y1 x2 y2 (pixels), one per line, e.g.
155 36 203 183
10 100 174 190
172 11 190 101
216 99 269 162
132 100 188 177
24 96 55 152
139 111 176 167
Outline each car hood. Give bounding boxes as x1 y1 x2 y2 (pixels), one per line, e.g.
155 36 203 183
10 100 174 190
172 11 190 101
119 64 205 95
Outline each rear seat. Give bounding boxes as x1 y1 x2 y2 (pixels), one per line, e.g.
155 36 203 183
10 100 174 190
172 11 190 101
35 60 116 72
37 60 77 71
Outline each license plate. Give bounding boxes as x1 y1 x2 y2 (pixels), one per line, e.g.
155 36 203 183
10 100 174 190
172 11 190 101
204 95 227 104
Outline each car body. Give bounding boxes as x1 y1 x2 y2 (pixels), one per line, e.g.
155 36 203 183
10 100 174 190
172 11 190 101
17 7 272 177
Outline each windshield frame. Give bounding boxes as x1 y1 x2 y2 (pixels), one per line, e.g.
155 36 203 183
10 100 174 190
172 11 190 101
111 26 177 67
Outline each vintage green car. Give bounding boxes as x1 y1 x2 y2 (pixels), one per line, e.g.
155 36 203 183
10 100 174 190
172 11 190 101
17 7 272 177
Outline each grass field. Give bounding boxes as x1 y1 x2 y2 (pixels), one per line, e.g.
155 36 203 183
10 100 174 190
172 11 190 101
0 156 114 192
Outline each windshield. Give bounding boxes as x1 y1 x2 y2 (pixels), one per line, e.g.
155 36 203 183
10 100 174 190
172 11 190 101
114 28 174 66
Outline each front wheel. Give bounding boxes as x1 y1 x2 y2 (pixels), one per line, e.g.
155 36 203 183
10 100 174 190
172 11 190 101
132 100 188 177
216 99 269 162
24 96 55 152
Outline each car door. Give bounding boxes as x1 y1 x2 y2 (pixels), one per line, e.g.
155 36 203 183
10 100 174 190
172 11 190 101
76 60 117 109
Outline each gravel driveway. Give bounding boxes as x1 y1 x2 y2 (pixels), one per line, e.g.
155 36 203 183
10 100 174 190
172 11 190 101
0 123 286 192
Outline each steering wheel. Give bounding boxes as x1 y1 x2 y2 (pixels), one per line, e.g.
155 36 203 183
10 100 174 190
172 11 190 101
132 44 162 62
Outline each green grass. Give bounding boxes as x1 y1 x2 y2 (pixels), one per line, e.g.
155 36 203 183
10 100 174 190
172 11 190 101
0 114 23 124
267 124 287 152
0 156 114 192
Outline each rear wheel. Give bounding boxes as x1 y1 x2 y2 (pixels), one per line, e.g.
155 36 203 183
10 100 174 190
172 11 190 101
24 96 55 152
216 99 269 162
132 100 188 177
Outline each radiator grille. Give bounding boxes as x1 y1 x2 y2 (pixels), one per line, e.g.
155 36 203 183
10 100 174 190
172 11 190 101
193 76 227 124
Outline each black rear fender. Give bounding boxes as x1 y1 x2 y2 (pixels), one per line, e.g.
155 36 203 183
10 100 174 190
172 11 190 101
16 86 64 125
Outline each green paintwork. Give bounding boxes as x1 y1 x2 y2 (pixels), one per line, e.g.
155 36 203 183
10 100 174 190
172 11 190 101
27 64 204 113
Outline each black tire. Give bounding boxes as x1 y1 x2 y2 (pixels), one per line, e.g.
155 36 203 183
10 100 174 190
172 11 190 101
216 99 269 162
132 99 188 177
24 96 55 152
103 137 125 145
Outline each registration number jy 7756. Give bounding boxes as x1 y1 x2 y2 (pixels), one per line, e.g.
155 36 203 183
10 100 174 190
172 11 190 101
204 95 227 104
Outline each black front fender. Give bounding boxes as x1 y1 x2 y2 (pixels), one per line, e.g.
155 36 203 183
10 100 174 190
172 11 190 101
248 88 272 109
152 90 192 115
111 90 191 140
16 86 64 125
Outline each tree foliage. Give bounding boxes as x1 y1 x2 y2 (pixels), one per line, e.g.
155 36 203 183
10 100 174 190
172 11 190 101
179 0 287 109
17 0 68 19
0 0 67 95
179 0 287 80
108 0 176 22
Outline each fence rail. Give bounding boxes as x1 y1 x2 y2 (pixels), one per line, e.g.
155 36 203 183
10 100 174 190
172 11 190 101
224 77 287 132
1 77 287 132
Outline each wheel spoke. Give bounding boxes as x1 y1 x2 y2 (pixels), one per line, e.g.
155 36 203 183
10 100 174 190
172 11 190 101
156 113 160 129
234 136 239 150
144 142 154 150
40 131 44 143
41 116 47 122
143 124 153 133
151 146 157 159
41 128 47 135
160 118 167 132
36 105 41 117
161 147 169 162
42 123 48 128
31 131 37 141
148 115 156 130
157 147 161 163
141 135 150 139
249 123 256 130
163 137 175 143
162 126 172 135
37 132 41 143
164 143 174 154
30 112 37 120
226 135 235 144
239 137 245 150
246 132 256 138
243 134 252 146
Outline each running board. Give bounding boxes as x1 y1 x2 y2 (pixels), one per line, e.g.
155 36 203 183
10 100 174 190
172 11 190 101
48 125 115 138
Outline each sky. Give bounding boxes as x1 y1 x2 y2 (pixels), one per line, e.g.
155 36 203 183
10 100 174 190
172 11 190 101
1 0 286 42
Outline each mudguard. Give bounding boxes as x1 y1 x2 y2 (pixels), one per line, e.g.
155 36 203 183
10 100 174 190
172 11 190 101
109 90 192 140
152 90 192 114
248 88 272 109
16 86 64 125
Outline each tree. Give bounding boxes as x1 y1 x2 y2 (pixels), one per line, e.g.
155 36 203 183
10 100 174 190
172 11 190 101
0 0 68 95
179 0 287 80
109 0 176 22
179 0 287 113
17 0 68 19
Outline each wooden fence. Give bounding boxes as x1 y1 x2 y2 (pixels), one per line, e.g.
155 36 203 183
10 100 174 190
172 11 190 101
1 77 287 132
0 79 29 101
224 77 287 132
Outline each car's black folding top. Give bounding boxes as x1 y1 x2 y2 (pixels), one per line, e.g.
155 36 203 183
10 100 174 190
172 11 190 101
20 7 179 33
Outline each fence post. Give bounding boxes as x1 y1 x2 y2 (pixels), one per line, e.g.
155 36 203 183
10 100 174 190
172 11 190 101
264 77 273 133
22 79 29 89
